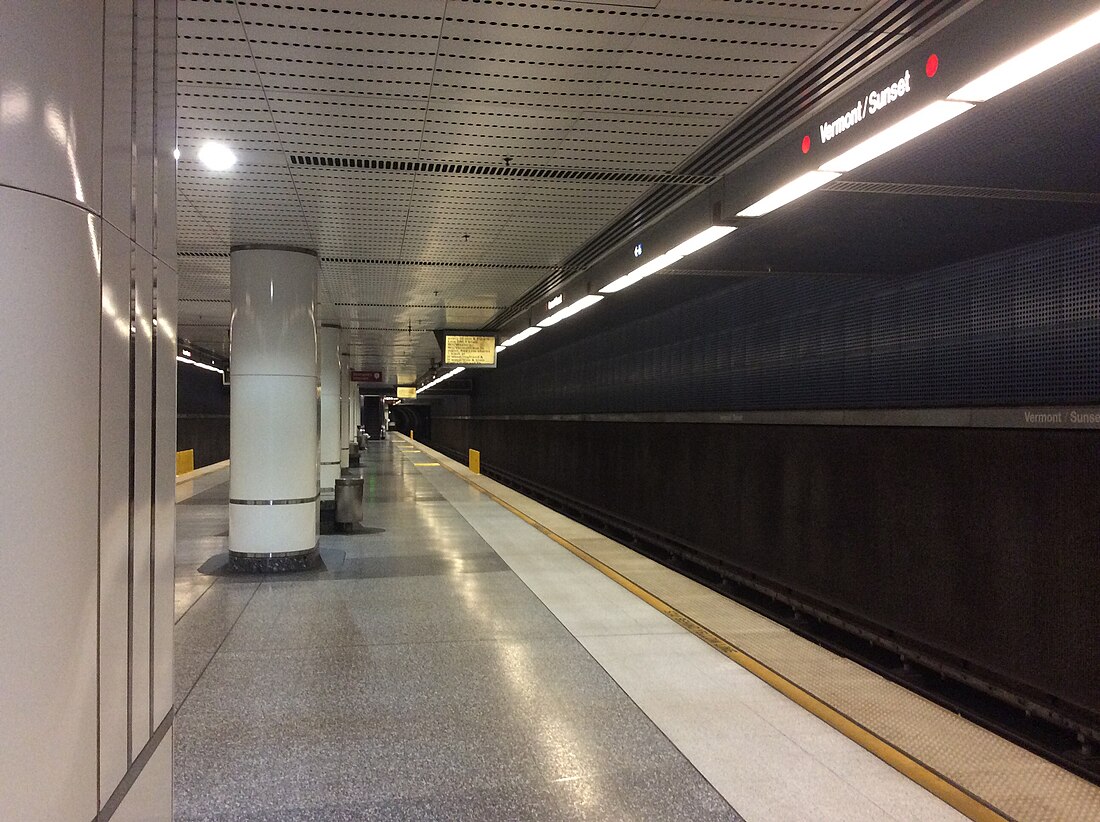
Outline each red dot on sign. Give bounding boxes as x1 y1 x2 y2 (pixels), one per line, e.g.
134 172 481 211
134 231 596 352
801 134 811 154
926 53 939 78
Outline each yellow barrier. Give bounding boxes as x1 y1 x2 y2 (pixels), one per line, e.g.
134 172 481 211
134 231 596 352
175 449 195 475
469 449 480 474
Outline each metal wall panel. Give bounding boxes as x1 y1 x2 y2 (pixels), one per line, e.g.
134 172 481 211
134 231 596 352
130 244 155 754
152 258 177 723
0 190 100 821
475 225 1100 413
432 416 1100 734
99 222 133 799
433 224 1100 737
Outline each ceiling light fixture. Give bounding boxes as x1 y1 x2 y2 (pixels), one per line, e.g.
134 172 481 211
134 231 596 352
500 326 542 347
419 366 465 392
538 294 604 327
667 225 737 257
819 100 973 173
176 355 224 376
197 141 237 171
736 170 840 218
600 250 682 294
600 225 737 294
172 147 181 161
949 8 1100 102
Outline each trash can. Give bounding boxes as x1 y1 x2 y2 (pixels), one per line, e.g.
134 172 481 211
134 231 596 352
357 431 370 449
348 440 360 465
335 475 363 532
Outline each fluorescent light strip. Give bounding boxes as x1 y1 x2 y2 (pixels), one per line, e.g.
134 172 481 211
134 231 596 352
736 170 840 218
950 8 1100 102
177 355 224 375
668 225 737 257
419 366 465 392
538 294 604 327
601 225 739 295
500 326 542 347
600 250 683 294
819 100 973 173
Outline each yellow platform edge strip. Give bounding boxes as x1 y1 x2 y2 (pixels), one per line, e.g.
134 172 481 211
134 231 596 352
398 437 1009 822
175 449 195 475
175 458 230 485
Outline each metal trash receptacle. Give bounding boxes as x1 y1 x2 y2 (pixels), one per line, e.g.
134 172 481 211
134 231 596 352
335 475 364 531
357 432 369 449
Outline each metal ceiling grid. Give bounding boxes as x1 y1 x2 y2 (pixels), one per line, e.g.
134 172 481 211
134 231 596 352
176 0 873 381
322 259 543 305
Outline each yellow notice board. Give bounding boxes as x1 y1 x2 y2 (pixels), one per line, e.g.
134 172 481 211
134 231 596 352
397 386 417 398
444 334 496 366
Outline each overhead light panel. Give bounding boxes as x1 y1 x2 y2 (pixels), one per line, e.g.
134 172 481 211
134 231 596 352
736 171 840 218
600 250 682 294
177 355 224 376
495 344 505 352
500 326 542 347
819 100 973 173
198 141 237 171
667 225 737 257
419 366 465 392
538 294 604 327
949 8 1100 102
601 225 739 295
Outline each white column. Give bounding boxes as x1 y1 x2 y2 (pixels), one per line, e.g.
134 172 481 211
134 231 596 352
352 384 360 434
318 324 341 491
229 245 320 571
1 2 176 818
339 360 351 468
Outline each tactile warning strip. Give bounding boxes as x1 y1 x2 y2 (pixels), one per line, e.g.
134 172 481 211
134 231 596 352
402 436 1100 822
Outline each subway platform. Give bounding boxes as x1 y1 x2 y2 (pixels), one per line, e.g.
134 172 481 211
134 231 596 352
173 438 1100 821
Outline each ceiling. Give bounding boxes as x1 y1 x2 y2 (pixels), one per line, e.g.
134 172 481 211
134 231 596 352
174 0 881 382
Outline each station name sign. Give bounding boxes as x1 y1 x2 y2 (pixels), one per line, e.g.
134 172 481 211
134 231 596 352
819 68 913 145
350 370 383 382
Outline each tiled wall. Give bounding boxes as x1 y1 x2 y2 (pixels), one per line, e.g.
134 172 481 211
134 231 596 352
0 2 177 819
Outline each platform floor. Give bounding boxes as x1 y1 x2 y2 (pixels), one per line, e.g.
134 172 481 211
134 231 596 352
175 440 974 821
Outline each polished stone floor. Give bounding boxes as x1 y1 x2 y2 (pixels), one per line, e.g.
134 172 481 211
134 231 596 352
173 443 741 821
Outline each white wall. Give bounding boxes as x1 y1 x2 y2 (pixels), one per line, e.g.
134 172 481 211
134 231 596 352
0 1 177 818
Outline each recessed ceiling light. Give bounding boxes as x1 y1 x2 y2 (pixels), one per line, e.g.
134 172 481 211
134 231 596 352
198 141 236 171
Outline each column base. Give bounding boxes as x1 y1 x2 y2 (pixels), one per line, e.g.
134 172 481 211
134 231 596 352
319 498 336 535
228 545 321 573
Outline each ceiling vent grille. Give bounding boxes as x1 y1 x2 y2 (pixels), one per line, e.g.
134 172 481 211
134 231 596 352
289 155 716 187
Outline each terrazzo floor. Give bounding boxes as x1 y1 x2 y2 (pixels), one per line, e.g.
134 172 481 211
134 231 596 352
173 442 741 821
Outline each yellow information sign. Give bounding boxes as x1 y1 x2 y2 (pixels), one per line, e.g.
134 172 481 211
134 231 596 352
397 386 417 399
444 334 497 366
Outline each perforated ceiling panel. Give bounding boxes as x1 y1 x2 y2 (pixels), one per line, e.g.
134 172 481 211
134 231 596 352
176 0 871 380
